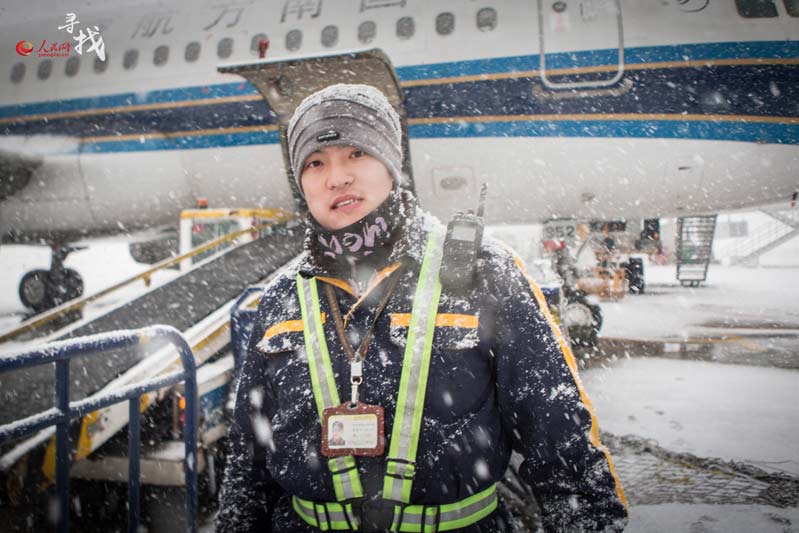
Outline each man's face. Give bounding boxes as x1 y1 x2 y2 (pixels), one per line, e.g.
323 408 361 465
300 145 393 230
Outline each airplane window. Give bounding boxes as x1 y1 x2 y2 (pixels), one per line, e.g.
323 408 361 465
784 0 799 15
10 62 25 84
123 49 139 70
358 21 377 44
185 41 201 62
250 33 268 53
436 12 455 35
321 25 339 48
37 59 52 80
735 0 778 17
94 54 108 73
476 7 498 31
396 16 415 40
154 45 169 66
286 29 302 51
218 38 234 59
65 56 80 77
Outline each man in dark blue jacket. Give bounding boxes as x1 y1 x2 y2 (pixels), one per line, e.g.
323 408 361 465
216 84 628 532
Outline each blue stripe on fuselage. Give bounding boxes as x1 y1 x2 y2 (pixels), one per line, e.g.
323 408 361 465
2 40 798 120
5 63 797 140
409 119 798 145
79 129 280 154
0 82 257 120
75 119 797 154
2 41 799 149
395 40 799 80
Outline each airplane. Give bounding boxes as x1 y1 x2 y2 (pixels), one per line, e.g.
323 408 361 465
1 0 797 313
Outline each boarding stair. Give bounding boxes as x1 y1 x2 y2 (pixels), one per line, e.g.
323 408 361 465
676 215 717 287
722 210 799 266
0 222 302 427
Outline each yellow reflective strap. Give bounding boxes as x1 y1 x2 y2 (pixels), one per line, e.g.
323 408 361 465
293 483 498 532
383 228 445 503
399 483 498 532
292 496 357 530
297 275 364 502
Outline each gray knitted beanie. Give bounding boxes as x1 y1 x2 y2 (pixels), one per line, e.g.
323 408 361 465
287 84 404 196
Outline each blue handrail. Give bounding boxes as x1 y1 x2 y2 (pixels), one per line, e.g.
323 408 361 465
0 325 198 533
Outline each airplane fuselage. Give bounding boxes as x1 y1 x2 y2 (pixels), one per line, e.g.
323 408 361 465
1 0 798 242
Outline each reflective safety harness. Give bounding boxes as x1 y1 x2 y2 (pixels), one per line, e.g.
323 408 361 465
294 229 498 532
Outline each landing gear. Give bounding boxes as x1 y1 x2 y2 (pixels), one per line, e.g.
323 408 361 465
18 269 50 312
18 246 84 313
624 257 645 294
562 295 603 349
550 246 603 350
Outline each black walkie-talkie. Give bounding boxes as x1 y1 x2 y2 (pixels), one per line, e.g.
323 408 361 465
440 184 487 292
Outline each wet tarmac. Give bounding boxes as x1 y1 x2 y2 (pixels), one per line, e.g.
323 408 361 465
604 431 799 508
590 333 799 371
579 332 799 518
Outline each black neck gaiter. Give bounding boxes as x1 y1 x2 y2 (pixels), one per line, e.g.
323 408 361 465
308 188 403 272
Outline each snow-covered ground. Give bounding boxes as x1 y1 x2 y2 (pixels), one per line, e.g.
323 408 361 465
627 504 799 533
600 264 799 340
583 357 799 476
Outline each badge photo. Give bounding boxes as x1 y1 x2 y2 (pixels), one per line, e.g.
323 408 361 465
321 403 385 457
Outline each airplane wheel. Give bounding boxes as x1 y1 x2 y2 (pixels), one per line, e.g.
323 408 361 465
49 268 84 306
563 301 600 349
568 325 598 349
18 268 83 312
18 269 51 312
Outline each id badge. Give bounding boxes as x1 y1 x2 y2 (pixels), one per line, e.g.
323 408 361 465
321 403 385 457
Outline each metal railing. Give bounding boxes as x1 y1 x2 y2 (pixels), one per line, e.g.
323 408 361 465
0 326 198 533
718 211 799 264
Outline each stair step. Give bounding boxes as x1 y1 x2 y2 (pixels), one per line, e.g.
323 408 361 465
676 215 716 283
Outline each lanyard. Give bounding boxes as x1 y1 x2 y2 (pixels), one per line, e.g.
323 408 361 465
296 226 447 509
324 268 402 406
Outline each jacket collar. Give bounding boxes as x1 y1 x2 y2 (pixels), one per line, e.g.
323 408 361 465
298 194 432 280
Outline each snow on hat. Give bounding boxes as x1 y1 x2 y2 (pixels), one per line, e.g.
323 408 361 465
287 84 404 196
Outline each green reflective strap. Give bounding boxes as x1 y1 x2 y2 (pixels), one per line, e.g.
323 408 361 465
294 483 498 533
298 275 341 414
385 460 416 479
297 275 364 502
309 278 340 407
399 483 498 532
391 504 403 531
383 228 445 503
297 275 335 417
292 496 357 530
329 456 364 506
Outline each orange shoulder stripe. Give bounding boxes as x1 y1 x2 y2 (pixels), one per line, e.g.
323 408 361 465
504 245 629 509
263 312 326 340
390 313 479 329
316 276 355 296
